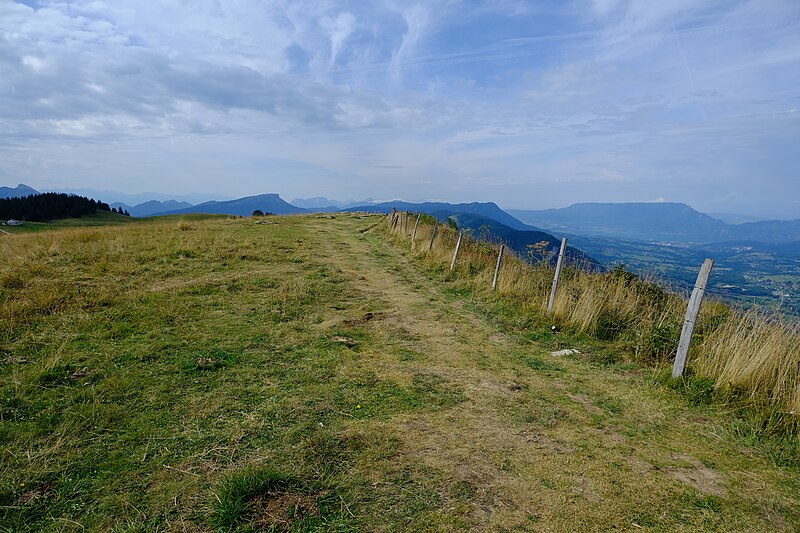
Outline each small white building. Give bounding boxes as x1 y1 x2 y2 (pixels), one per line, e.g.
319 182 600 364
5 219 22 226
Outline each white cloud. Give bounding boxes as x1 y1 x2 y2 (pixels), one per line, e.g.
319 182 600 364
0 0 797 218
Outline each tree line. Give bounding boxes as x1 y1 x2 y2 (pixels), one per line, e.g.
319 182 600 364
0 193 130 222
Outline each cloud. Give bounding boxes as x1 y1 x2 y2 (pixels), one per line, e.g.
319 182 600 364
390 4 430 83
0 0 798 218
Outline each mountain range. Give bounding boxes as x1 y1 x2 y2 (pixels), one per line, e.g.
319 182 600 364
154 193 306 216
345 200 532 231
0 183 39 199
111 200 194 217
441 212 600 269
509 203 800 244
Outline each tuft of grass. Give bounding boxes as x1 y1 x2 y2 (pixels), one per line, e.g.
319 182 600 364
211 466 297 529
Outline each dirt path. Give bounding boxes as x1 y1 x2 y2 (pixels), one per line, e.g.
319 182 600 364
305 216 798 532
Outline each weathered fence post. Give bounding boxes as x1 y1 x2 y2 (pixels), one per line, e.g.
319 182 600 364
450 231 463 270
547 237 568 314
404 212 409 235
492 244 505 291
428 221 438 251
411 213 421 243
672 258 715 378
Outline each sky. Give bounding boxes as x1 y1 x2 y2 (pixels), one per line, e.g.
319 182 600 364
1 1 799 218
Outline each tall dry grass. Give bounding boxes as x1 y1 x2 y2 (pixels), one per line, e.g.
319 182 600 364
386 212 800 434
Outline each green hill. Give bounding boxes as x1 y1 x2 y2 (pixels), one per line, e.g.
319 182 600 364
1 215 797 531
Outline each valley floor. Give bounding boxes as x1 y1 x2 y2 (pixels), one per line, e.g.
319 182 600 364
1 214 797 531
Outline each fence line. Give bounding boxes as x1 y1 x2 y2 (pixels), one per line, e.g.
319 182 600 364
383 210 723 381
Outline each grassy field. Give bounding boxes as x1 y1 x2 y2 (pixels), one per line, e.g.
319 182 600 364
1 214 798 531
0 211 138 235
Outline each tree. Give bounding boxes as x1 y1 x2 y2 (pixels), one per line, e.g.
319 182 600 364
0 193 112 222
251 209 264 217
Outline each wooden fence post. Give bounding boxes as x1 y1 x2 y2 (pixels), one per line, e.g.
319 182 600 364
492 245 505 291
404 212 409 235
672 258 715 378
428 221 438 251
411 213 421 243
450 231 463 270
547 237 568 314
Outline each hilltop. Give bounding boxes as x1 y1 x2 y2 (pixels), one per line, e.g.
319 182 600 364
152 193 306 216
0 183 39 199
1 214 797 531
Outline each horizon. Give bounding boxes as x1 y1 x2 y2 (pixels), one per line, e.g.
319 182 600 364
1 1 799 219
0 181 789 220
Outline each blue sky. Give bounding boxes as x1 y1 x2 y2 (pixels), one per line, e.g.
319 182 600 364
1 1 799 217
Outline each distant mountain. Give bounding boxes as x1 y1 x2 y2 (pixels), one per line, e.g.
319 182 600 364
509 203 727 242
0 183 39 199
509 202 800 245
114 200 194 217
152 193 307 216
442 212 600 269
345 201 532 231
53 188 228 206
707 212 766 225
291 196 345 209
727 219 800 244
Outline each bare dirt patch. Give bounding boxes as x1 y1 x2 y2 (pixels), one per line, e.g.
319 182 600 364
573 474 602 502
664 454 725 496
566 392 604 415
249 491 321 532
342 311 387 327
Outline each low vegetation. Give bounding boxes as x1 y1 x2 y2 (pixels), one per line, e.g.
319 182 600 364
396 212 800 436
1 213 798 531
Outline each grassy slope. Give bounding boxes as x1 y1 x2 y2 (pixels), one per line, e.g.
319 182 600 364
0 211 137 234
0 215 798 531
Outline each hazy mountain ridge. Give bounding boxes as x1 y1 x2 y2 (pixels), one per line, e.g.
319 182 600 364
111 200 195 217
344 200 534 231
152 193 306 216
441 212 601 269
54 188 227 206
341 200 600 268
509 202 800 244
0 183 39 199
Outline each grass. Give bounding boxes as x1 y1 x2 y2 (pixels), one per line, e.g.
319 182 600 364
0 210 139 234
394 213 800 436
0 213 798 531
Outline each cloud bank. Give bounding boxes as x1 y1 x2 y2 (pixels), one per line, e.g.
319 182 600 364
1 0 798 217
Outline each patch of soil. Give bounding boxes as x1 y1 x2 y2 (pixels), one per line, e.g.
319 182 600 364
249 491 320 531
331 336 357 347
573 475 602 502
14 484 52 506
524 433 576 454
664 454 725 496
69 367 92 381
566 393 604 415
625 455 656 474
196 357 216 368
342 311 386 327
473 379 523 395
3 356 30 364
